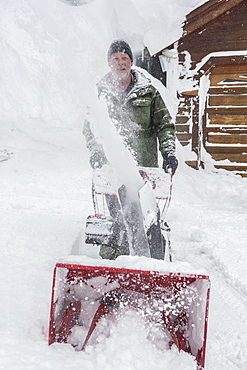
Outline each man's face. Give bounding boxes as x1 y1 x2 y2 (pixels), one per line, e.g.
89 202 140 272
108 52 133 80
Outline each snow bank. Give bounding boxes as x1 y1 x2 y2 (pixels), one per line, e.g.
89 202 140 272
1 0 247 370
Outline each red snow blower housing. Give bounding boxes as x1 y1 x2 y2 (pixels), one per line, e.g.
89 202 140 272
49 262 210 369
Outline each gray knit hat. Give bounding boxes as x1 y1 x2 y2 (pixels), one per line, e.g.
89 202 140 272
107 40 133 62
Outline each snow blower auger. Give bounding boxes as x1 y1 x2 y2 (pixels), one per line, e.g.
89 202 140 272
48 262 210 369
84 164 173 261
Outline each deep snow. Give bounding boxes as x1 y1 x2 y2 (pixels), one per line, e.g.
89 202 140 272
0 0 247 369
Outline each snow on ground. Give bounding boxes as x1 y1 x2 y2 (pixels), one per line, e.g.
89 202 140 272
0 0 247 369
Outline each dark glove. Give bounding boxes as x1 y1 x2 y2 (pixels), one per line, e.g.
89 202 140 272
83 120 108 169
162 152 178 175
90 148 108 169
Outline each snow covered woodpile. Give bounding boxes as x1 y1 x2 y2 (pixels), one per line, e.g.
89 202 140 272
176 0 247 176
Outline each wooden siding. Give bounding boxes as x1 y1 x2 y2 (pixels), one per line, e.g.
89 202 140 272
175 0 247 175
208 113 247 125
204 64 247 175
183 0 244 36
208 95 247 106
178 2 247 69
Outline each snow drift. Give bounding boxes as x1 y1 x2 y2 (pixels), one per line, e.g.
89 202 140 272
0 0 247 369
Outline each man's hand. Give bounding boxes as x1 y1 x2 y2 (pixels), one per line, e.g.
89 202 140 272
162 152 178 175
83 119 108 169
90 148 108 169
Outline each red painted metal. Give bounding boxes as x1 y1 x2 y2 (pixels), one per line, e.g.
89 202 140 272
49 262 210 369
81 301 109 350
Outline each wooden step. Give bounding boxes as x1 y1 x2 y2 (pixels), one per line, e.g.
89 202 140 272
176 124 190 133
176 132 191 144
185 160 198 169
176 115 190 124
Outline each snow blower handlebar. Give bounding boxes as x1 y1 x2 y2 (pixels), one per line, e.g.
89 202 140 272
160 172 173 222
160 172 173 262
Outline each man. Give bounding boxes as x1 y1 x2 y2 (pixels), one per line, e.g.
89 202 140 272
96 39 178 173
83 40 178 260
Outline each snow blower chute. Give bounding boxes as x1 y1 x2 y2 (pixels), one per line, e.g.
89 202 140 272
49 262 210 369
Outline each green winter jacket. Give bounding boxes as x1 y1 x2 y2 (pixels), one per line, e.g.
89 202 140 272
97 69 176 168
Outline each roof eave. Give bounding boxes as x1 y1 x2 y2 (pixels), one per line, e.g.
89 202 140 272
183 0 245 37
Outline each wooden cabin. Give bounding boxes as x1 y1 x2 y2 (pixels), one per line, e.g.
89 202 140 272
177 0 247 176
138 0 247 176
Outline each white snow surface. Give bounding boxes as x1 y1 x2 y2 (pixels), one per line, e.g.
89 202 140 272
0 0 247 369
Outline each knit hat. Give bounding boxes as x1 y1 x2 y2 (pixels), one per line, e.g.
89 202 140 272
107 40 133 62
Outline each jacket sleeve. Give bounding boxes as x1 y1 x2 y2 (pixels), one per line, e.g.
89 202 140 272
151 91 176 155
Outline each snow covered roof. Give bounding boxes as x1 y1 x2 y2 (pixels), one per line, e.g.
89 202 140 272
195 50 247 73
143 28 180 56
142 1 208 56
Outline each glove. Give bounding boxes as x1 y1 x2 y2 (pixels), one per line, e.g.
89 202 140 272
162 152 178 175
83 120 108 169
90 148 108 169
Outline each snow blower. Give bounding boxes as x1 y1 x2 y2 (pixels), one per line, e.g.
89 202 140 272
48 164 210 369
